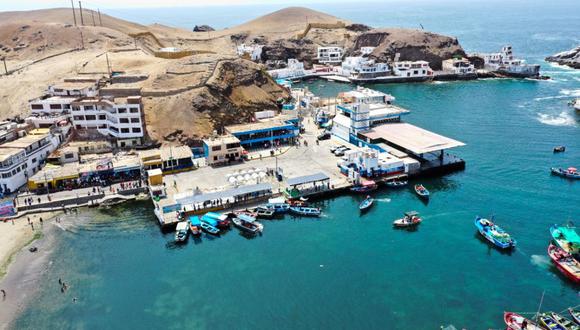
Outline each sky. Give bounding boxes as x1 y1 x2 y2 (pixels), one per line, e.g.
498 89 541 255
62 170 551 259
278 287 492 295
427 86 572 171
1 0 369 11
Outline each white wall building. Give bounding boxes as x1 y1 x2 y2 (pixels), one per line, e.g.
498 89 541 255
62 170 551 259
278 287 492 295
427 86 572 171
0 132 60 193
360 47 375 56
393 61 433 78
268 59 306 79
203 135 244 166
477 45 540 77
237 44 263 61
442 58 475 75
341 57 390 79
71 96 144 146
317 47 344 64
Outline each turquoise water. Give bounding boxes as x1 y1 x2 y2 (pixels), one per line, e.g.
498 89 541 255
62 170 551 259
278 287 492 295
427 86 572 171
14 2 580 329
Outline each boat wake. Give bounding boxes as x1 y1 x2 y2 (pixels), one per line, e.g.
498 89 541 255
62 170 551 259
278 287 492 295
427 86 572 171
530 254 551 269
375 198 391 203
536 111 577 127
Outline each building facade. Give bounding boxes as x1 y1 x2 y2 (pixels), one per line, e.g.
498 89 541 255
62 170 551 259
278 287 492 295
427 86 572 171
317 47 344 64
442 58 475 75
393 61 433 78
203 135 244 166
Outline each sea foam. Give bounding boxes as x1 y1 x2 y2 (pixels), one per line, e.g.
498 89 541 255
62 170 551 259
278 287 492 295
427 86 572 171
536 111 577 127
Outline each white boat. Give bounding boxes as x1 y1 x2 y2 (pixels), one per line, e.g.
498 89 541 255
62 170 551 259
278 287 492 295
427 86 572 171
175 221 189 243
232 214 261 234
570 98 580 111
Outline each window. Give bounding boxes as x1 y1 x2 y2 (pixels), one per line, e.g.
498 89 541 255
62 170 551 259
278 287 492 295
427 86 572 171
213 156 218 161
132 127 141 133
413 70 419 75
226 143 240 149
117 108 127 114
64 153 75 159
121 128 130 133
64 104 71 110
129 108 139 113
31 104 44 110
120 118 129 124
130 118 140 123
72 106 80 111
211 146 221 152
98 115 106 120
50 104 62 110
83 105 94 111
32 158 37 163
85 115 96 121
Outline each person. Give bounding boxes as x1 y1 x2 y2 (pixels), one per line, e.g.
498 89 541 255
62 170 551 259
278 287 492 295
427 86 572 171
1 289 5 300
58 278 62 285
521 319 527 329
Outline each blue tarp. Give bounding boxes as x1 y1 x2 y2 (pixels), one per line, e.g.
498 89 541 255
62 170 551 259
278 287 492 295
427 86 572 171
200 214 218 226
189 216 201 225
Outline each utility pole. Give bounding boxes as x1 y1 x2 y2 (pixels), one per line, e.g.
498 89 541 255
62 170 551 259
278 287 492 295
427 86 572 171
105 52 111 77
2 57 8 75
79 30 85 49
133 37 137 49
98 9 102 26
91 10 96 27
78 1 84 26
70 0 77 26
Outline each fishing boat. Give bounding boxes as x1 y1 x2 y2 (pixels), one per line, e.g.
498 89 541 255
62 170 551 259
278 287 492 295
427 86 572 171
188 216 202 236
548 243 580 283
232 214 260 235
289 206 321 217
247 207 275 219
538 313 567 330
549 312 579 330
265 197 291 214
350 179 378 193
203 212 231 229
553 146 566 153
504 312 543 330
200 216 220 235
385 180 408 188
568 308 580 325
174 221 189 243
550 224 580 256
474 216 516 249
414 184 430 199
551 167 580 180
393 211 422 228
359 196 374 212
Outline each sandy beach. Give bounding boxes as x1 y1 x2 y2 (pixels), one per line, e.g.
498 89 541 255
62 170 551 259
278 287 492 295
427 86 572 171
0 212 61 329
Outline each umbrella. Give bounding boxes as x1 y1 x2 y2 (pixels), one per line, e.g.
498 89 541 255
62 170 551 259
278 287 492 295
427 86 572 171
228 176 237 184
259 172 267 178
240 170 247 175
251 173 259 179
236 175 244 181
244 174 252 181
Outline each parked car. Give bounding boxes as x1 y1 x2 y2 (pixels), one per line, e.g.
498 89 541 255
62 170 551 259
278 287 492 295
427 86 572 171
317 132 331 140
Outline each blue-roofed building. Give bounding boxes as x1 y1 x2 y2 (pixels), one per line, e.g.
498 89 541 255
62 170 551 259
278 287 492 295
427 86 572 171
225 115 300 149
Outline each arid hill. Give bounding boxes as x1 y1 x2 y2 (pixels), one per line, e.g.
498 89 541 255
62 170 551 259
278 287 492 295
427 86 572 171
0 6 467 145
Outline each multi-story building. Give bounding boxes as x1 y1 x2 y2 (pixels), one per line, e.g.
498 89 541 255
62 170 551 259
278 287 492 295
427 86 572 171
236 44 263 61
442 58 475 75
70 96 144 147
0 131 60 194
317 47 344 64
476 45 540 77
393 61 433 78
203 135 244 166
341 56 390 80
268 59 306 80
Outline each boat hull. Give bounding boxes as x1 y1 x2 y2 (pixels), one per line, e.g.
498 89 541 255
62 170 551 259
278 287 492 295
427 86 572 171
504 312 543 330
548 243 580 283
474 217 516 249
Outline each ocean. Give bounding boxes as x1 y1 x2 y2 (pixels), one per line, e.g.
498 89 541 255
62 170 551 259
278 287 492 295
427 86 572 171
13 1 580 329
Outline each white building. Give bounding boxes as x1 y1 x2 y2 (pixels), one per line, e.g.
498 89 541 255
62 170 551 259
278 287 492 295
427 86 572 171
237 44 263 61
70 96 144 147
0 132 60 194
393 61 433 78
341 57 390 80
360 47 375 56
203 135 244 166
337 148 406 178
268 59 306 79
339 87 395 104
477 45 540 77
291 87 320 109
317 47 344 64
442 58 475 75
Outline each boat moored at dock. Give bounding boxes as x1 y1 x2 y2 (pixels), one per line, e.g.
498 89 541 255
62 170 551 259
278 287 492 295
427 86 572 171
289 206 321 217
569 308 580 325
174 221 189 243
548 243 580 283
538 313 567 330
474 216 516 249
232 213 261 235
188 216 202 236
504 312 543 330
200 216 220 235
385 179 408 188
548 312 579 330
414 184 430 200
203 212 231 229
350 179 378 193
550 224 580 256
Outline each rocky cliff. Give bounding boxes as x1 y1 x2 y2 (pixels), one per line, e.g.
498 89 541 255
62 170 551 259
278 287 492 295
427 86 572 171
545 46 580 69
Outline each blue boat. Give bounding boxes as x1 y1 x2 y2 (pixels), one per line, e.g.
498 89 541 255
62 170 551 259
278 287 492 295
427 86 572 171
474 216 516 249
414 184 430 199
200 216 220 235
289 206 321 217
359 196 374 212
188 216 202 236
551 167 580 180
264 203 290 214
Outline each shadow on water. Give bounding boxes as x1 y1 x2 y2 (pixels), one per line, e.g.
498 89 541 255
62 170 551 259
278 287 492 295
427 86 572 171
393 224 421 233
238 231 260 240
192 236 203 245
473 232 515 256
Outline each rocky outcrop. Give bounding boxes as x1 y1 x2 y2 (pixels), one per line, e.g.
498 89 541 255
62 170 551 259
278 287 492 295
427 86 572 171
193 25 215 32
545 46 580 69
353 29 465 70
261 39 317 68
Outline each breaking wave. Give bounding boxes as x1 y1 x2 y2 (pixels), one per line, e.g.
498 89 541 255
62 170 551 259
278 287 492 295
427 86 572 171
536 111 577 127
534 88 580 101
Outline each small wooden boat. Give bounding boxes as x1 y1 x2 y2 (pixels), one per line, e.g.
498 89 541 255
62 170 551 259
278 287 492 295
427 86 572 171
550 224 580 256
551 167 580 180
414 184 429 199
504 312 543 330
200 221 220 235
247 207 275 219
385 180 408 188
350 179 378 193
232 214 260 235
289 206 321 217
264 202 290 214
568 308 580 325
549 312 579 330
188 216 202 236
359 196 374 212
553 146 566 153
548 243 580 283
474 216 516 249
538 313 567 330
174 221 189 243
203 212 230 229
393 211 422 228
